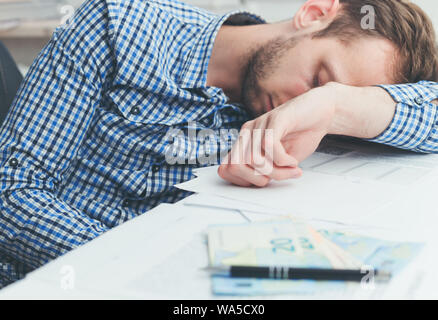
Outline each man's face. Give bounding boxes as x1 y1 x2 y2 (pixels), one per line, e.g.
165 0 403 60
242 35 397 117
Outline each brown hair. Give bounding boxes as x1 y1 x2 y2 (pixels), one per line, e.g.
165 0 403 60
313 0 438 83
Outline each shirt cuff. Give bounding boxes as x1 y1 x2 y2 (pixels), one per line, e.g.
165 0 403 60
367 82 438 151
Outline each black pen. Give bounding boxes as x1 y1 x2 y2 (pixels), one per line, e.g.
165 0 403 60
204 265 392 282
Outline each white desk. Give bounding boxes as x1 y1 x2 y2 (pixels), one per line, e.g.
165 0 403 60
1 184 438 299
3 135 438 299
0 199 250 299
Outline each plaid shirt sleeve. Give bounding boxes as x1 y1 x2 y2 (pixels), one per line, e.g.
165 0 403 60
0 0 114 283
368 81 438 153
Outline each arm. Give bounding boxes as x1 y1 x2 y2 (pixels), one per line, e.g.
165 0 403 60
0 0 113 281
329 81 438 152
328 84 398 139
218 81 438 187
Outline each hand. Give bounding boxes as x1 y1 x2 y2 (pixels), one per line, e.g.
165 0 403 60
218 82 397 187
218 84 338 187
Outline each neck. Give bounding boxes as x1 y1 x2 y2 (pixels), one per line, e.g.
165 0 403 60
207 21 293 103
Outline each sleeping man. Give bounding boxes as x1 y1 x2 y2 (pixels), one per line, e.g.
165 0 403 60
0 0 437 287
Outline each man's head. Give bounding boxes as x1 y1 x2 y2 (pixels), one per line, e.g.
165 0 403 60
242 0 438 116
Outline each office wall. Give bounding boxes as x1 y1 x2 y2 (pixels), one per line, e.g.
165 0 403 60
1 0 438 70
186 0 438 27
184 0 305 22
412 0 438 30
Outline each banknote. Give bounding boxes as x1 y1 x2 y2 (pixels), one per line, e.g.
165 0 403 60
319 229 423 275
207 220 358 270
208 221 423 296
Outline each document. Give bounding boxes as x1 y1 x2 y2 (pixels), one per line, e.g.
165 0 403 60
183 193 281 216
301 137 438 186
176 137 438 224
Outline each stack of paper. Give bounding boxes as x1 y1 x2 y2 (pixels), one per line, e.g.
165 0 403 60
176 137 438 225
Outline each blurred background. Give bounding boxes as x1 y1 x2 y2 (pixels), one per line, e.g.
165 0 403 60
0 0 437 75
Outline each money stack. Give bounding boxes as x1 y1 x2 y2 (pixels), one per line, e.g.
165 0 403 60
207 220 423 296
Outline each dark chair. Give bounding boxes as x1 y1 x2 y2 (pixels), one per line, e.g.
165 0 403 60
0 41 23 125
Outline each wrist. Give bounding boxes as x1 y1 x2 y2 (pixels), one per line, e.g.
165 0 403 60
325 83 396 139
319 82 349 136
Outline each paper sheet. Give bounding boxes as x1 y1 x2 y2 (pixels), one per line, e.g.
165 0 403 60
177 165 401 223
302 137 438 186
8 196 433 299
176 137 438 224
183 193 281 216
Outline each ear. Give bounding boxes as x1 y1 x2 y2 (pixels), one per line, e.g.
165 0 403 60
293 0 340 31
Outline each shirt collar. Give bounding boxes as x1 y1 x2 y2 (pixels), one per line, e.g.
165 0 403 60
177 11 265 90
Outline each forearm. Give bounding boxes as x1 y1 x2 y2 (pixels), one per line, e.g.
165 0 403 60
326 82 397 139
323 81 438 153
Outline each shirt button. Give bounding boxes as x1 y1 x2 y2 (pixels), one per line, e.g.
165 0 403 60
130 107 140 115
9 158 19 168
152 165 160 173
122 199 130 207
415 96 424 105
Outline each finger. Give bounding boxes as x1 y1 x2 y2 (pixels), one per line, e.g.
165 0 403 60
283 131 325 162
242 118 272 175
219 161 302 185
232 120 255 166
218 164 252 187
229 134 246 165
263 127 298 167
240 121 255 166
250 142 276 177
219 150 231 165
268 166 303 181
225 163 271 187
251 124 268 170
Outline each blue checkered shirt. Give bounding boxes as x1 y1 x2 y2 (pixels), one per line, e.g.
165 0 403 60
0 0 437 288
371 82 438 151
0 0 264 287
